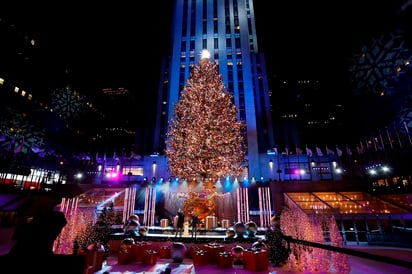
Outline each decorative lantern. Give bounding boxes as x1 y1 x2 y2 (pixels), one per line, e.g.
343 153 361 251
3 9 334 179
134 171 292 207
231 245 244 265
245 221 258 238
120 238 134 252
252 239 267 250
139 227 147 236
234 221 246 238
226 227 236 238
171 242 187 263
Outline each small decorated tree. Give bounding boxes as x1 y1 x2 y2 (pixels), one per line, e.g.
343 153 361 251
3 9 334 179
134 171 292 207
75 221 103 251
266 215 289 266
75 202 121 258
330 215 351 273
280 204 351 273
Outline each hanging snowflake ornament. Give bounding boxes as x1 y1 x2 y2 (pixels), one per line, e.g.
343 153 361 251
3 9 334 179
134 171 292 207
51 85 86 119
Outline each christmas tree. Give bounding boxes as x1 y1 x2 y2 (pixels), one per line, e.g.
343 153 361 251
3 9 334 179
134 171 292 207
165 50 246 184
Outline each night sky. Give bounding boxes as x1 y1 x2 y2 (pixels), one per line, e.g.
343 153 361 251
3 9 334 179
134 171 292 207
255 1 407 79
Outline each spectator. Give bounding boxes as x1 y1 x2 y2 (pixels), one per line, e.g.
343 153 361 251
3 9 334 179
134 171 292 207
175 208 185 238
190 211 199 240
8 193 67 256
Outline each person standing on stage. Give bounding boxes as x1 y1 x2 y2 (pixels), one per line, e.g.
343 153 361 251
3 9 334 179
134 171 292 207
190 211 199 240
175 208 185 238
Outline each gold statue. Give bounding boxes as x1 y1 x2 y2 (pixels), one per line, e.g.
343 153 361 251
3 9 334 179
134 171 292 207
182 185 227 221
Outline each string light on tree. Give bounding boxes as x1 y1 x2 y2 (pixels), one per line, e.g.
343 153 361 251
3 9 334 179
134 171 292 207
165 50 247 186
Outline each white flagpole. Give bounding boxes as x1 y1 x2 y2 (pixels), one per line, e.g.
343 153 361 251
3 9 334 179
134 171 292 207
379 130 385 150
386 127 393 149
372 135 378 151
394 123 403 148
403 121 412 147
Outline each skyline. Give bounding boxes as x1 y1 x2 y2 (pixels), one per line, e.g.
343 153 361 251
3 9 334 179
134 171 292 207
1 1 412 153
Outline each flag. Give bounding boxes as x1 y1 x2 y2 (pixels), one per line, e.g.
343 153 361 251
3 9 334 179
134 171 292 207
346 145 352 156
359 140 365 153
316 146 323 156
95 152 101 163
31 144 44 154
14 137 24 154
326 146 335 155
372 135 380 150
372 134 383 150
356 145 363 155
0 132 6 142
336 146 343 157
46 148 55 156
14 144 22 154
7 135 16 151
80 153 91 160
130 151 141 160
306 146 313 157
365 138 373 150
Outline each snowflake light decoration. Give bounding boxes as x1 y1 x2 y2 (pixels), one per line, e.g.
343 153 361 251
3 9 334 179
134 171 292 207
51 85 86 119
349 29 411 97
0 108 45 154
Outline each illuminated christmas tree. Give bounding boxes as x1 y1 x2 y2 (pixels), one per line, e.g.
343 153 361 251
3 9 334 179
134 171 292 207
165 50 246 185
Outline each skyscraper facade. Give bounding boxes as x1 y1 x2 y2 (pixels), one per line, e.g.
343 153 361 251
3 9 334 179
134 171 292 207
153 0 274 179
